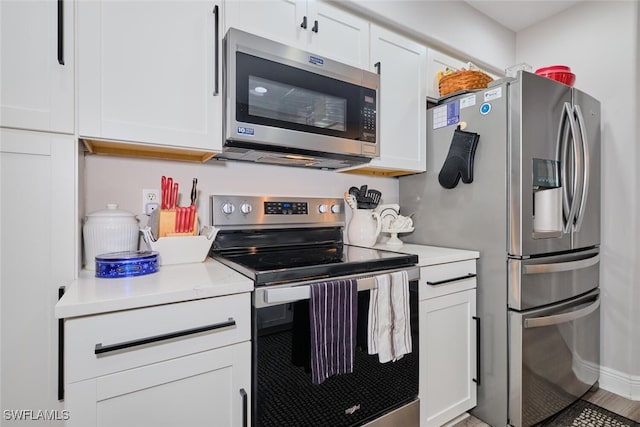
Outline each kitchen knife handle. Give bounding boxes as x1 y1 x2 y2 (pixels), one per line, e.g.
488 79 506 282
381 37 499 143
374 62 381 75
312 20 319 33
58 286 66 400
240 388 248 427
95 318 236 355
473 316 481 386
300 16 307 29
213 5 220 96
57 0 64 65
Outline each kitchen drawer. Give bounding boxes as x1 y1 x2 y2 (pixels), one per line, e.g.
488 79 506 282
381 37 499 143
65 293 250 383
420 260 477 300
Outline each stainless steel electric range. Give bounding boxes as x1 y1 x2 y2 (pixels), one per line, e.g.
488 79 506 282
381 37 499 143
209 195 420 427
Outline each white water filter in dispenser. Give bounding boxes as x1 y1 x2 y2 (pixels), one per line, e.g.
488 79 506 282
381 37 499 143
532 158 562 236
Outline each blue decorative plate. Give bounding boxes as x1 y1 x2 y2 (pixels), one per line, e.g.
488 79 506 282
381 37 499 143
95 250 159 278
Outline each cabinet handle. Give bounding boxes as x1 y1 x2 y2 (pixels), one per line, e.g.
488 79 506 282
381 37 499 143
426 273 476 286
94 318 236 355
58 286 66 400
240 388 248 427
300 16 307 29
57 0 64 65
212 5 220 96
473 316 481 386
311 20 318 33
374 61 381 75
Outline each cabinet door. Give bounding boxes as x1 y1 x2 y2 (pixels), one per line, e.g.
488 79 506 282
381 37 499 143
420 289 477 427
1 129 76 426
1 0 74 133
78 1 223 151
224 0 307 49
426 49 473 99
66 342 251 427
368 25 427 174
307 1 369 68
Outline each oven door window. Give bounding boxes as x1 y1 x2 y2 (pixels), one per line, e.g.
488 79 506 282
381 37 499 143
254 284 418 427
236 52 376 142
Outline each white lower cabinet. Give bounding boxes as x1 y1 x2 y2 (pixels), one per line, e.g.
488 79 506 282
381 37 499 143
63 294 251 427
66 342 250 427
419 262 477 427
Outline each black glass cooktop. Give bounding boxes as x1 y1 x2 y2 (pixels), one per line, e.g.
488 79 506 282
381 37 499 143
212 244 418 286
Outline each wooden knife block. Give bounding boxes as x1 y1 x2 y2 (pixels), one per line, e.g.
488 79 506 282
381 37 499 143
158 209 198 237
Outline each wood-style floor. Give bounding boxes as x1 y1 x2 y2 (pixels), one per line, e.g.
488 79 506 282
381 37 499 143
451 388 640 426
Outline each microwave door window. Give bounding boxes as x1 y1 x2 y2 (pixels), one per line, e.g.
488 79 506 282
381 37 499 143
248 76 347 132
235 52 369 141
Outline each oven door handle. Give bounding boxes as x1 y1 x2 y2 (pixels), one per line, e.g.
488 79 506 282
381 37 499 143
263 268 420 304
264 286 314 304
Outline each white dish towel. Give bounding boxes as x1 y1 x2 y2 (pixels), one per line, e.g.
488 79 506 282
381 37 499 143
367 270 412 363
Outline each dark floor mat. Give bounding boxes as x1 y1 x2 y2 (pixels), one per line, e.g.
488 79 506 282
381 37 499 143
537 399 640 427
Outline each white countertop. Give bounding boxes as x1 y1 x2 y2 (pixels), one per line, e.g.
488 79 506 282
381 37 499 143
373 243 479 266
56 244 478 319
55 259 253 319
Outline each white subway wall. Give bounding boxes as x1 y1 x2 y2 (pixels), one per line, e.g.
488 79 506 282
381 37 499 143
517 1 639 397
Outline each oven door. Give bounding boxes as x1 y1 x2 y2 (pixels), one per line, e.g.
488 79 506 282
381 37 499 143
225 28 379 157
252 269 419 427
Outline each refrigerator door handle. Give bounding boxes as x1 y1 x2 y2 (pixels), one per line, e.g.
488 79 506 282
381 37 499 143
573 104 590 232
524 297 599 328
558 102 580 233
523 253 599 274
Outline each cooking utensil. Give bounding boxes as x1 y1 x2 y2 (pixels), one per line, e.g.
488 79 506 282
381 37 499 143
344 192 357 210
190 178 198 206
172 183 179 209
166 177 173 208
366 189 382 208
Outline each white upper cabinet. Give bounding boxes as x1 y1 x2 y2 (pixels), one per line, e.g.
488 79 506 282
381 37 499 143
77 1 223 153
1 0 74 134
346 25 427 176
426 48 471 99
224 0 369 68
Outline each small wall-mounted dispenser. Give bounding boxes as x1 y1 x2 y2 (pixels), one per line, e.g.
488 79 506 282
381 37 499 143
532 158 562 238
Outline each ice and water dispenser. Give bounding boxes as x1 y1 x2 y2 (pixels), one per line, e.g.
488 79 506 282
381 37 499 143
532 158 563 237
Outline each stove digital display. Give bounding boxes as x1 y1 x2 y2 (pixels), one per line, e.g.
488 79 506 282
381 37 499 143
264 201 308 215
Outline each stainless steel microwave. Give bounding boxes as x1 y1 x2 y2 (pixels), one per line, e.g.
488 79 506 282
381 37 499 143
220 28 380 169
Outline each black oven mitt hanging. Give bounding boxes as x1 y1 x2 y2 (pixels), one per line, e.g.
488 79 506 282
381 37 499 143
438 127 480 189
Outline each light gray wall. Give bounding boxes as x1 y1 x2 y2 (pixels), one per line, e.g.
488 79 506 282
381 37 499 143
517 0 639 396
336 0 515 74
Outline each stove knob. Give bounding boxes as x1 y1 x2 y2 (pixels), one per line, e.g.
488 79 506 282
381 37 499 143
318 204 328 214
331 204 341 214
222 202 235 215
240 203 252 214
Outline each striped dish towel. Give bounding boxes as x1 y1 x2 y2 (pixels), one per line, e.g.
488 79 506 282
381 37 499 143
309 279 358 385
368 270 412 363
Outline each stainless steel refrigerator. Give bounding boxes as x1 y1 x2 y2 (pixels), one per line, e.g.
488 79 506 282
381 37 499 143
400 71 601 427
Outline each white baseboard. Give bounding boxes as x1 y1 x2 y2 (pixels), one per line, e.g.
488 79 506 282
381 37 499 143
599 365 640 401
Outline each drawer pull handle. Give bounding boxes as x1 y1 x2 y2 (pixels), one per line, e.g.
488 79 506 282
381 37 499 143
94 318 236 355
427 273 476 286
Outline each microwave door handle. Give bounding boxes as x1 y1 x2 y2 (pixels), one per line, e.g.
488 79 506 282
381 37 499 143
524 298 599 328
212 5 220 96
573 104 590 232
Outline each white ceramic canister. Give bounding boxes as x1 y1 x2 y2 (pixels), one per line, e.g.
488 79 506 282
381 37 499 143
83 204 139 270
